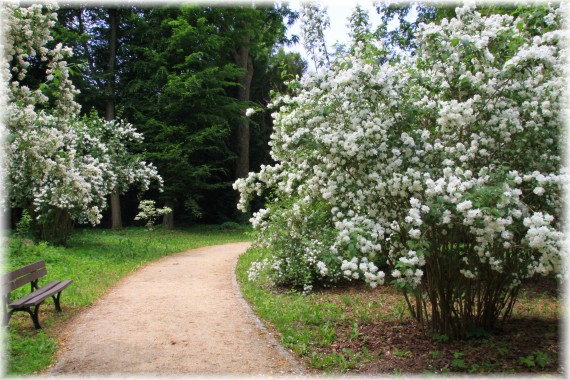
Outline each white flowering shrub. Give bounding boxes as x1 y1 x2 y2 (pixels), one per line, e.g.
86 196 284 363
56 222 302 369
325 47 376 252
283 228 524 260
2 2 162 243
234 4 567 338
134 200 172 231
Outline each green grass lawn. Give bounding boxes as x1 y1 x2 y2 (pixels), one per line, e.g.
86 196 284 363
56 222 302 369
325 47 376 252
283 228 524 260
3 225 250 376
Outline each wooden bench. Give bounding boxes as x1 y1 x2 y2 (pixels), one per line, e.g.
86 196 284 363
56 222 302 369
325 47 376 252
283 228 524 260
2 260 72 329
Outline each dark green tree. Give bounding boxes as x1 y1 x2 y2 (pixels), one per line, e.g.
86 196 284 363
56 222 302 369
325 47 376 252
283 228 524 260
120 5 296 225
205 5 297 180
54 4 298 226
118 6 240 225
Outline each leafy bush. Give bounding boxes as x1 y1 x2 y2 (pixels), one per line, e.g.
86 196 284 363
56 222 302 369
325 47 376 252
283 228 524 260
235 4 565 339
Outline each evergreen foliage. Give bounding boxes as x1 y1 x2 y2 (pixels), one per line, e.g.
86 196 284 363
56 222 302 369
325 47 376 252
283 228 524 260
52 4 301 225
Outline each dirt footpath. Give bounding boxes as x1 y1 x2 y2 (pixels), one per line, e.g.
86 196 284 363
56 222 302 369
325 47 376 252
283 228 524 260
47 242 304 377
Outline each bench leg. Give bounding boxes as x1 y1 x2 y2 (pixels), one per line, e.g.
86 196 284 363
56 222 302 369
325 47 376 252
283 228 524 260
52 292 62 312
8 307 43 329
2 310 13 327
26 306 42 329
2 298 11 327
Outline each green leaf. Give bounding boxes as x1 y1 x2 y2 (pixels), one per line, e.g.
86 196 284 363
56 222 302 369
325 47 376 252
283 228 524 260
348 243 357 255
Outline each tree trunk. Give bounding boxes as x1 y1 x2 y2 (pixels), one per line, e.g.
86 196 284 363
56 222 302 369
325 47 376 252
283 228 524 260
39 209 74 245
162 200 174 229
233 41 254 179
110 190 122 230
105 9 117 122
106 8 122 230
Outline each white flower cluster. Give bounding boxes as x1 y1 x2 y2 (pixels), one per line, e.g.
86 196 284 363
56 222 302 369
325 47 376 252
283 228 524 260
392 267 424 287
341 257 384 288
235 5 566 291
2 2 162 227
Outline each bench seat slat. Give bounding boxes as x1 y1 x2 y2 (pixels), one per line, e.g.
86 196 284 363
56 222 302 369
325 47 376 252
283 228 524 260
8 281 60 309
9 280 72 309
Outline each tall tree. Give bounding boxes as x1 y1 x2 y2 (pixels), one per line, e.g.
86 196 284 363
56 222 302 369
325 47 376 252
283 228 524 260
233 31 253 180
119 6 244 225
210 5 296 180
56 6 129 229
105 8 122 229
119 5 296 225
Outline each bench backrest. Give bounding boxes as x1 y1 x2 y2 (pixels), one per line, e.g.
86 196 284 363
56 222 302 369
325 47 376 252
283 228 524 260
2 260 47 295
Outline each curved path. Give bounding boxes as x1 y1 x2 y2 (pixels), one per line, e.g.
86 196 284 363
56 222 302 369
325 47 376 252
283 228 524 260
48 242 304 376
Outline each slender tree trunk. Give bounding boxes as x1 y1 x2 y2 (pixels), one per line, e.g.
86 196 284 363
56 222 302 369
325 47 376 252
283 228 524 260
162 200 174 229
233 40 254 179
110 190 122 230
106 8 122 230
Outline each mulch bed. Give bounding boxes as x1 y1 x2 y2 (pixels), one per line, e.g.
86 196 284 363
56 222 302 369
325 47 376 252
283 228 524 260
310 277 562 375
355 317 560 374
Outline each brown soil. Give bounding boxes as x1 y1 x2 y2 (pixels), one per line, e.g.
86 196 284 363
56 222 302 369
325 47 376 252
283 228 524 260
47 242 304 376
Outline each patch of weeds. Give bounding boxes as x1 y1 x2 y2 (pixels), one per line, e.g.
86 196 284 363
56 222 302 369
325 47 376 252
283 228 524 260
451 352 468 370
391 300 406 320
357 308 373 323
519 351 553 369
393 349 412 358
317 321 336 347
432 333 449 343
481 361 499 371
496 343 509 356
292 341 310 356
468 363 481 373
349 321 359 340
309 348 370 372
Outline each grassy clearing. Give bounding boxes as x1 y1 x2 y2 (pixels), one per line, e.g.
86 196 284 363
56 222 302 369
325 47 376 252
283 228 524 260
3 225 250 376
237 247 561 375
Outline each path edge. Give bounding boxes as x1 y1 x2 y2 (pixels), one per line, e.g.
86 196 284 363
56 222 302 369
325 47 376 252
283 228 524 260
231 249 306 376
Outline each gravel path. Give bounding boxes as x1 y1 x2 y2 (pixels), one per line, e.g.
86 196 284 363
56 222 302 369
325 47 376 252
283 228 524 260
47 242 304 377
